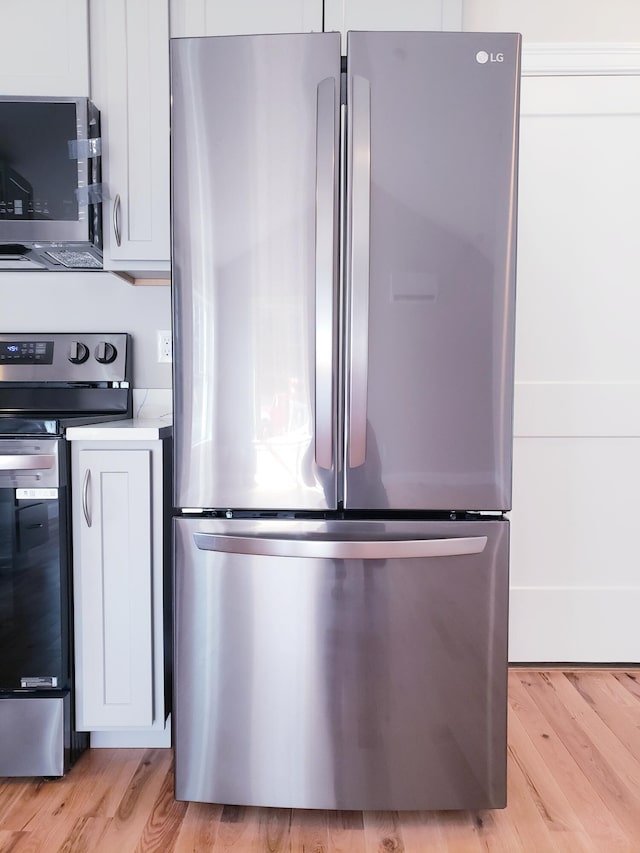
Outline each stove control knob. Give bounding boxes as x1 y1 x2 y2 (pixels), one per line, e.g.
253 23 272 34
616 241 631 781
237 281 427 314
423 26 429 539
68 341 89 364
95 342 117 364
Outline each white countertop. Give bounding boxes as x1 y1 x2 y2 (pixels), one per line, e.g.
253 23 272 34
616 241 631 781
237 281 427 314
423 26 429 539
66 416 172 441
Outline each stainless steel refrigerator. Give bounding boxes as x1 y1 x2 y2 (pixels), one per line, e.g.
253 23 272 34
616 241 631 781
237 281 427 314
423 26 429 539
170 30 520 810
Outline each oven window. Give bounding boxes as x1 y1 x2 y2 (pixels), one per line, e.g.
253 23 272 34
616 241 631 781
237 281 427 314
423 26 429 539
0 488 68 689
0 102 79 222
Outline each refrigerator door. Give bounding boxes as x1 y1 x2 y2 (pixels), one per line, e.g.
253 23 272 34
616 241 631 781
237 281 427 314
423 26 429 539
171 33 340 511
174 516 509 810
344 32 520 512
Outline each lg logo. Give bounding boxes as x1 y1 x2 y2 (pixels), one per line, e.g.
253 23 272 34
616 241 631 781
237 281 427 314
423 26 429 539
476 50 505 64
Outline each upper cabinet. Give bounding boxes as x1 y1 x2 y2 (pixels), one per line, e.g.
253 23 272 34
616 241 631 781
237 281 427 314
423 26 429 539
0 0 89 96
324 0 462 46
89 0 171 278
170 0 322 36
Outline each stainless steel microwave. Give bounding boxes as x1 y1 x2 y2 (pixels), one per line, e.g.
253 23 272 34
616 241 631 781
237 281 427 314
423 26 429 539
0 96 103 271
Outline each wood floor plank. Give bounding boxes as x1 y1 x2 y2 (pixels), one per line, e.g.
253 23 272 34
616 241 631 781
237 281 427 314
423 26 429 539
92 749 174 853
287 807 328 852
520 672 640 844
0 830 27 852
2 671 640 851
258 807 292 851
613 671 640 703
545 672 640 801
468 805 526 853
326 809 366 853
392 811 448 853
135 756 188 852
0 780 32 828
56 816 111 852
173 802 223 852
362 809 404 852
566 671 640 760
507 699 597 852
422 811 484 852
214 805 263 851
507 674 631 849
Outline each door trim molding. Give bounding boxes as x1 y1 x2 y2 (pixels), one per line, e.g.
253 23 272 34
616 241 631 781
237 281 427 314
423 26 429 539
522 43 640 76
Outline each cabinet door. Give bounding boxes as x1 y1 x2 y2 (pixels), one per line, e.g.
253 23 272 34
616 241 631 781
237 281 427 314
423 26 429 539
73 448 153 729
90 0 171 272
0 0 89 96
170 0 323 36
324 0 462 48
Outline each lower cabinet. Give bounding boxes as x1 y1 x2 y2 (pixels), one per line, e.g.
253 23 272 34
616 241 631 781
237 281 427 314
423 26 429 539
71 438 171 735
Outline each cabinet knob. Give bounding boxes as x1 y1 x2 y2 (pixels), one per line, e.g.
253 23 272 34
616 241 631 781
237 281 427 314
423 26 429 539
95 342 117 364
68 341 89 364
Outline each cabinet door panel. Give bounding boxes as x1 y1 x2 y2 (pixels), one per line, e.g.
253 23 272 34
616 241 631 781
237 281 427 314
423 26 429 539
170 0 322 36
74 449 153 728
91 0 170 269
324 0 462 48
0 0 89 96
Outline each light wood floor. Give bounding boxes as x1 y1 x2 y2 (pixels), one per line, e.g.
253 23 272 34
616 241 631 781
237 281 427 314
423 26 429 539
1 670 639 851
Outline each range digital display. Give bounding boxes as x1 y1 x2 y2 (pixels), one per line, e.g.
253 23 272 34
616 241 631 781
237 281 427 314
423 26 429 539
0 340 54 364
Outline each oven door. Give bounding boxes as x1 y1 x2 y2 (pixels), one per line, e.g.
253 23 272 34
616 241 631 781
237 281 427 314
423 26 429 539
0 438 70 691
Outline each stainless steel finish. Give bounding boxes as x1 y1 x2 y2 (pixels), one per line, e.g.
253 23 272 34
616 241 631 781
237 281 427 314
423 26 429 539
171 31 519 813
171 33 340 511
0 333 129 383
0 95 103 271
175 516 509 810
0 439 60 489
314 76 338 471
0 695 67 776
0 96 99 244
193 531 487 559
346 74 371 470
0 454 55 471
82 468 92 527
344 32 520 512
113 193 122 247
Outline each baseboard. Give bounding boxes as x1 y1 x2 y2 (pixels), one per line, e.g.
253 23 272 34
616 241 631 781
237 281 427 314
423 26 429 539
509 587 640 663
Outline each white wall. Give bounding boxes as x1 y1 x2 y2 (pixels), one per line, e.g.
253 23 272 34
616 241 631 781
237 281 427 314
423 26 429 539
0 272 171 389
463 0 640 42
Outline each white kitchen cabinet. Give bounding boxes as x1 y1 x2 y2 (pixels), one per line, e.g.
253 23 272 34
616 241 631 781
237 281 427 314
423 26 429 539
0 0 89 96
170 0 322 37
71 435 171 733
324 0 462 48
89 0 171 277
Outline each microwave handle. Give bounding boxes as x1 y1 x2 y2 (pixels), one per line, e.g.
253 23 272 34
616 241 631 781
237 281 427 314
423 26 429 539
113 194 122 247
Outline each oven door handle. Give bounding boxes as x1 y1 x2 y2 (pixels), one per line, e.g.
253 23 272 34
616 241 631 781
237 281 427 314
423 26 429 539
82 468 92 528
0 454 56 471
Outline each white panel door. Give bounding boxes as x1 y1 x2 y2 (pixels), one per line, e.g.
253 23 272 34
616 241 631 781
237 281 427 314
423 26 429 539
510 69 640 662
73 448 153 728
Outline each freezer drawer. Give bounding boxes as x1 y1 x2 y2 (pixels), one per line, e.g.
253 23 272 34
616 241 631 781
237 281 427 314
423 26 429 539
174 517 509 810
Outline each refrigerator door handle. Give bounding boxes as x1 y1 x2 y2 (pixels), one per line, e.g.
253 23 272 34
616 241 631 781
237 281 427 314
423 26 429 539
315 76 337 471
347 74 371 469
193 533 487 560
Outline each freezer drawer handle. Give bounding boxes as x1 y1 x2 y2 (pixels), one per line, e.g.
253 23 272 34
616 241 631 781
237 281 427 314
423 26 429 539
0 454 56 471
347 74 371 469
193 533 487 560
314 76 337 471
